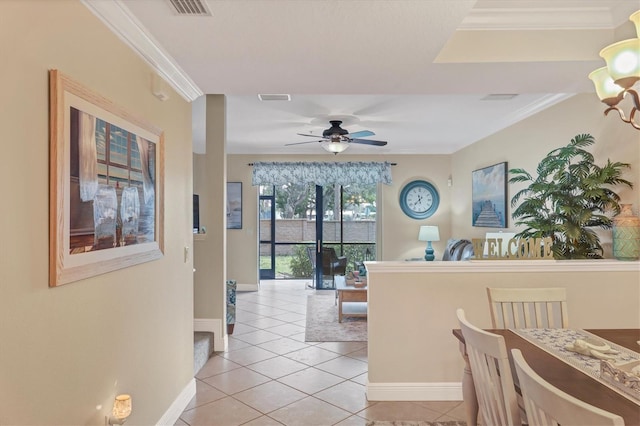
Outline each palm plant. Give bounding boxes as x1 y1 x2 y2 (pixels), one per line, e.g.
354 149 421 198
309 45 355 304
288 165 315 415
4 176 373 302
509 134 632 259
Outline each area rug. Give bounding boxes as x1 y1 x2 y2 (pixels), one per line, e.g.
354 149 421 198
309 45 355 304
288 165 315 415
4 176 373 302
366 422 466 426
304 294 367 342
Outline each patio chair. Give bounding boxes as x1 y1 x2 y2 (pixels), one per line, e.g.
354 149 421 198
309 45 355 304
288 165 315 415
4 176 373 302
322 247 347 289
306 246 347 289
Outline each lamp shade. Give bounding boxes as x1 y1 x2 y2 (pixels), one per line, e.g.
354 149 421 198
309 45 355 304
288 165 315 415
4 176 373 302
600 38 640 89
322 141 350 153
418 225 440 242
112 394 132 420
588 66 625 106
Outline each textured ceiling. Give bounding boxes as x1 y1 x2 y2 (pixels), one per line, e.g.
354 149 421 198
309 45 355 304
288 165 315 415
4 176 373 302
109 0 640 155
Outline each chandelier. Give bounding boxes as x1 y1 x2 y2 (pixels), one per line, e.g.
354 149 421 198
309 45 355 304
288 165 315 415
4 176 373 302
589 10 640 130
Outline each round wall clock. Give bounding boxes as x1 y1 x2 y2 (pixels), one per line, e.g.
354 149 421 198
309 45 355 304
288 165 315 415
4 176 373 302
399 180 440 219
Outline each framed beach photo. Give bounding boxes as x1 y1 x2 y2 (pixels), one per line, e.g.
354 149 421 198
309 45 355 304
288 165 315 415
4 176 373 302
472 162 507 228
49 70 164 287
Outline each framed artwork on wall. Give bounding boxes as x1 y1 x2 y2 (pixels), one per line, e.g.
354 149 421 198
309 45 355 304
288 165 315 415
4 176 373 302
227 182 242 229
472 161 508 228
49 70 164 287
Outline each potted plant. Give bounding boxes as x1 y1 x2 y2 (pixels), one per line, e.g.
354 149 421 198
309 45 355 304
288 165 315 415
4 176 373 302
509 134 633 259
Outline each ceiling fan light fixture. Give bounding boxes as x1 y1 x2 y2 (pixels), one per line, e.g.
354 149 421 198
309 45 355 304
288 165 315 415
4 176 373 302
322 141 350 154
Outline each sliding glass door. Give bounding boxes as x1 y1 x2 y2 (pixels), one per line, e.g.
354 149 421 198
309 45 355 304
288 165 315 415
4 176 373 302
258 182 377 287
259 186 276 279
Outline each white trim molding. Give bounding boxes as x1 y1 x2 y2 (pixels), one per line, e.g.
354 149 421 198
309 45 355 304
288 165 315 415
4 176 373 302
81 0 203 102
237 283 259 292
504 93 573 132
365 259 640 274
156 378 196 426
460 4 626 31
366 382 462 401
193 318 226 351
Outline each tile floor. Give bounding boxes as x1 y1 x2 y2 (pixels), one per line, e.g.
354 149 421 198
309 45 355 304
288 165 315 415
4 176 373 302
177 280 466 426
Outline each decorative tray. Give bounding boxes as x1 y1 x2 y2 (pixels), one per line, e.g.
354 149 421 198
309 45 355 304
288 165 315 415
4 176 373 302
600 359 640 402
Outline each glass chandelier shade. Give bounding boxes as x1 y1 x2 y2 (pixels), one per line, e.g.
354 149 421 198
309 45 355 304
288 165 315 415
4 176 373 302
599 38 640 90
631 10 640 39
589 9 640 130
588 67 625 106
321 141 350 153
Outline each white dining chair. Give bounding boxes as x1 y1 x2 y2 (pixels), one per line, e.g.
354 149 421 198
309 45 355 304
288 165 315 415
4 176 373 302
511 348 625 426
456 308 522 426
486 287 569 329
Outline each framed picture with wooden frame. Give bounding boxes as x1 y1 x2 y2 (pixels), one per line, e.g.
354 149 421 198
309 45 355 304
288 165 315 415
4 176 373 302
472 161 508 228
49 70 164 287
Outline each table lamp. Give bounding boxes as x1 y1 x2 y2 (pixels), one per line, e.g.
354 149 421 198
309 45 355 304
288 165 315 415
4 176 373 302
418 225 440 261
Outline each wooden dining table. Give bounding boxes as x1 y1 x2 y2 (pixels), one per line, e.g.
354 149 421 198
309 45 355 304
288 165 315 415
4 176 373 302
452 328 640 426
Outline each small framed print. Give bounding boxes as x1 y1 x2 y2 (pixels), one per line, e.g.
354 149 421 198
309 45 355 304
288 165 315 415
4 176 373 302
472 162 507 228
227 182 242 229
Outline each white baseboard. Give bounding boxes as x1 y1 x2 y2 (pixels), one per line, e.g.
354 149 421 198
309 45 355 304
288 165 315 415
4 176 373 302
237 283 258 292
156 378 196 425
193 318 225 351
221 333 228 352
366 381 462 401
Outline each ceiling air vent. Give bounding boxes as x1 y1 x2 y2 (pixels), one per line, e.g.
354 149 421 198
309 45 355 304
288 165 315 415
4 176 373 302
258 94 291 101
168 0 211 16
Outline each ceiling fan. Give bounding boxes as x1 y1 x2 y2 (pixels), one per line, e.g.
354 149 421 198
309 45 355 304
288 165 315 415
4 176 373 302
285 120 387 154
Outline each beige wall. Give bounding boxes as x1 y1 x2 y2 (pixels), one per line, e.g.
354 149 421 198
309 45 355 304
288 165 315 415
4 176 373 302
193 95 226 321
226 155 260 286
382 155 452 261
0 1 194 424
365 261 640 395
451 94 640 252
226 154 454 285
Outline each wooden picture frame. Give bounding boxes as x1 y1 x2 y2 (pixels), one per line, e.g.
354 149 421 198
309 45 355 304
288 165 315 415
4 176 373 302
49 70 164 287
227 182 242 229
472 161 508 228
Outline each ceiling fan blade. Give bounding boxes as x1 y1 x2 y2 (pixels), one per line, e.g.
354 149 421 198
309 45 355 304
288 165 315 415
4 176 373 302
350 138 387 146
348 130 375 138
297 132 328 139
284 140 322 146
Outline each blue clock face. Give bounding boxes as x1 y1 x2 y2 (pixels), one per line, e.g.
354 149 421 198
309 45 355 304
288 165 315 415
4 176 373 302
399 180 439 219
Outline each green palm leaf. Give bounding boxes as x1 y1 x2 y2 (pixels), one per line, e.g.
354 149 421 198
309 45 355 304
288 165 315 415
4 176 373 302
508 134 632 259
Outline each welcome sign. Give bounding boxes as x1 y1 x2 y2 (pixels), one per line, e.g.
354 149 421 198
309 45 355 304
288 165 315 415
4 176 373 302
472 237 554 260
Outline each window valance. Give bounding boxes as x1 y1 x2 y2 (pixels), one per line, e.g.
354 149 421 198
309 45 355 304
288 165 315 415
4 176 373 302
252 161 392 186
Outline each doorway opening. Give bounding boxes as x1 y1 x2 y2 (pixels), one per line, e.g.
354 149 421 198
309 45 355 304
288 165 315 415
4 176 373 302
259 182 377 286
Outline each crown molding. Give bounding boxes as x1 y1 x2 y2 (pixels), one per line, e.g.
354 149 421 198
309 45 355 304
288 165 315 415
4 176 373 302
501 93 575 130
81 0 203 102
460 6 618 31
365 259 640 273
